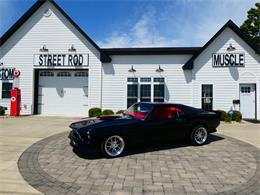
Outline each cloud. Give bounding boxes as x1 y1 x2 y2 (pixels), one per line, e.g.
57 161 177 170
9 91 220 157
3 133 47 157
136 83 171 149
98 8 177 48
98 0 257 48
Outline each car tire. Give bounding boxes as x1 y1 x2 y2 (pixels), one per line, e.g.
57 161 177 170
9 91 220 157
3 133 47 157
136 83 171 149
190 125 208 145
101 135 125 158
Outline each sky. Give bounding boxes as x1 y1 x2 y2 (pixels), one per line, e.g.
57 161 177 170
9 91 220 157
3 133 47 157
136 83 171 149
0 0 257 48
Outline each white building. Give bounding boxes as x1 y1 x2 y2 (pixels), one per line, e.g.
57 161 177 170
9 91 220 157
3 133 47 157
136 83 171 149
0 0 259 119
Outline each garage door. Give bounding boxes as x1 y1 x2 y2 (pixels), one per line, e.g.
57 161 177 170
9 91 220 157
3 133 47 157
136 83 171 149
38 70 88 116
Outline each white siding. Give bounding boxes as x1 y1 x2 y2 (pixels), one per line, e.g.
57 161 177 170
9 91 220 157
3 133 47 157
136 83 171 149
0 1 102 115
102 55 193 112
192 28 260 119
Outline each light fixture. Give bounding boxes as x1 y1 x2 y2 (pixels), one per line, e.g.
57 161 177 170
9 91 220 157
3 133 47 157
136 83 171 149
68 44 76 52
128 65 136 73
39 45 48 52
156 65 164 73
227 43 236 51
0 62 3 66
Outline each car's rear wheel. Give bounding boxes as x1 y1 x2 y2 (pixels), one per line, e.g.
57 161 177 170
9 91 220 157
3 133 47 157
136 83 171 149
101 135 125 158
190 126 208 145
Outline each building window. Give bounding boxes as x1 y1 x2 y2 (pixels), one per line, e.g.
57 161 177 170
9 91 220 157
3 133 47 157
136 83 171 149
127 84 138 108
2 82 13 99
57 72 71 77
39 71 54 77
154 84 164 102
127 77 165 108
154 78 164 83
140 77 151 82
74 71 88 77
154 77 165 102
140 84 151 102
241 87 250 93
127 78 138 82
202 84 213 110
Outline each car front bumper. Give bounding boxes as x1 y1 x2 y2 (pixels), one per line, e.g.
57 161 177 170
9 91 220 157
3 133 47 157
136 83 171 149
68 130 91 148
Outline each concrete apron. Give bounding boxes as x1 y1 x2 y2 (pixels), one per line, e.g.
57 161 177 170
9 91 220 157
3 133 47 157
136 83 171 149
0 116 80 195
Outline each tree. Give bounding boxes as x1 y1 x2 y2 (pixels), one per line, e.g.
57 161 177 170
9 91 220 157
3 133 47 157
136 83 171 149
240 3 260 47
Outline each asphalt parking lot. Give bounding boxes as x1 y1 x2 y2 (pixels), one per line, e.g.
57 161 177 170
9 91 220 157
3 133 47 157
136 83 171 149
0 116 260 195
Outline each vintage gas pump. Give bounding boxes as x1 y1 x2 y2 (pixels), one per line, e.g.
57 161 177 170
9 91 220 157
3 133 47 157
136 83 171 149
10 69 21 116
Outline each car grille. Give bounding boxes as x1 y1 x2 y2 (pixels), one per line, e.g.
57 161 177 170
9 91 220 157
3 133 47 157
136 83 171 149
71 129 81 140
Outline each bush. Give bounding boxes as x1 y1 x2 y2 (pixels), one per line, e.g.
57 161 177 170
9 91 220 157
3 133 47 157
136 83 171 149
224 115 232 122
116 110 125 114
89 107 102 117
216 110 227 121
102 109 114 115
232 110 242 122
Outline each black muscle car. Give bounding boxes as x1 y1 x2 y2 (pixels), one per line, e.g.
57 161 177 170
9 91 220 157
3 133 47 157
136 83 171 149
69 103 220 157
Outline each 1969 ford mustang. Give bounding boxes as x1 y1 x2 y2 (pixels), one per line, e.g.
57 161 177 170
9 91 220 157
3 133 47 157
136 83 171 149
69 103 220 157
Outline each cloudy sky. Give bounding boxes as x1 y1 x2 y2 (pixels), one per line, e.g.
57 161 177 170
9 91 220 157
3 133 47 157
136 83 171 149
0 0 257 48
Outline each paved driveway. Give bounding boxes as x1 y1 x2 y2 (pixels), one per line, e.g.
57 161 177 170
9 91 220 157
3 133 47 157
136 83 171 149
0 116 260 195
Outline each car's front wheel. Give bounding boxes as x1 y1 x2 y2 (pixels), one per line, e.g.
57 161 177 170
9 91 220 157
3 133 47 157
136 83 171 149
101 135 125 158
190 126 208 145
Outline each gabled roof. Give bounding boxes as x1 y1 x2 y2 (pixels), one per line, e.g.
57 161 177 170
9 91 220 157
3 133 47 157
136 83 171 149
182 20 260 70
0 0 111 63
102 47 201 55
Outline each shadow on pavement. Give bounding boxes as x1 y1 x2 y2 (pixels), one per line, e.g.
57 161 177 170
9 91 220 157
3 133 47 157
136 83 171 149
72 134 224 160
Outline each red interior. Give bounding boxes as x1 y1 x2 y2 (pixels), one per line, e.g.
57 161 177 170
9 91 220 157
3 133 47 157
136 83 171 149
152 107 182 119
125 111 147 119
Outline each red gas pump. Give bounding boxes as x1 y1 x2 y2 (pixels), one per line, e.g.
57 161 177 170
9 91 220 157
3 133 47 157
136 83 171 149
10 88 21 116
10 69 21 116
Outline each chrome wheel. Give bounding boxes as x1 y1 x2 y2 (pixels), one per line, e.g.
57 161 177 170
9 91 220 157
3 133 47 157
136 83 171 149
104 135 125 157
194 127 208 145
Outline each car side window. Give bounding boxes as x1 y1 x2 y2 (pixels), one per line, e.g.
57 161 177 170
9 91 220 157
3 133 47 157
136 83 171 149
152 106 183 119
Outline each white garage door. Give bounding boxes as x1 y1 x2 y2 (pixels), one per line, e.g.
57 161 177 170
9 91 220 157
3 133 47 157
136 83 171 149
38 70 88 116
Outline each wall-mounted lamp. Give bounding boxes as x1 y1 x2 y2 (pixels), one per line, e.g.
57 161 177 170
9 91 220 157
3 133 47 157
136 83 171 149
226 43 236 51
156 65 164 73
39 45 48 52
128 65 136 73
68 44 76 52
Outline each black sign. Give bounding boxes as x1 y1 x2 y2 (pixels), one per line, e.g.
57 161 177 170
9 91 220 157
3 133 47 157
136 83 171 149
212 53 245 67
34 53 88 66
0 68 15 80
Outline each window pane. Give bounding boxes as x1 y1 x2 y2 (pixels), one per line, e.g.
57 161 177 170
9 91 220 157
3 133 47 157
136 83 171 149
154 84 164 97
202 84 213 110
127 84 138 97
154 98 164 102
2 82 13 99
127 78 138 82
154 78 164 83
140 84 151 102
127 98 138 108
140 78 151 82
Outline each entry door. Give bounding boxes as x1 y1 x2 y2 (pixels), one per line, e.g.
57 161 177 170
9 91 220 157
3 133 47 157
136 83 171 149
240 84 256 119
38 70 88 116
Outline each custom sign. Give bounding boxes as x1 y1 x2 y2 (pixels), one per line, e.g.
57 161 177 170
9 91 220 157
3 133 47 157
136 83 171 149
212 53 245 67
34 53 89 66
0 68 15 80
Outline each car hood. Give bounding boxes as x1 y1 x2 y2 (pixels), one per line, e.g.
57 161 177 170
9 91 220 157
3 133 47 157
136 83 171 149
69 115 140 131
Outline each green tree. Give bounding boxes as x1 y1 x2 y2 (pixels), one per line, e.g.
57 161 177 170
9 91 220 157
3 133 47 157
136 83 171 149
240 2 260 47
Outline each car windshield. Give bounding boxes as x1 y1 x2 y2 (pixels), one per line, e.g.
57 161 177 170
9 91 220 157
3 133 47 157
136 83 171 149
124 103 154 120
